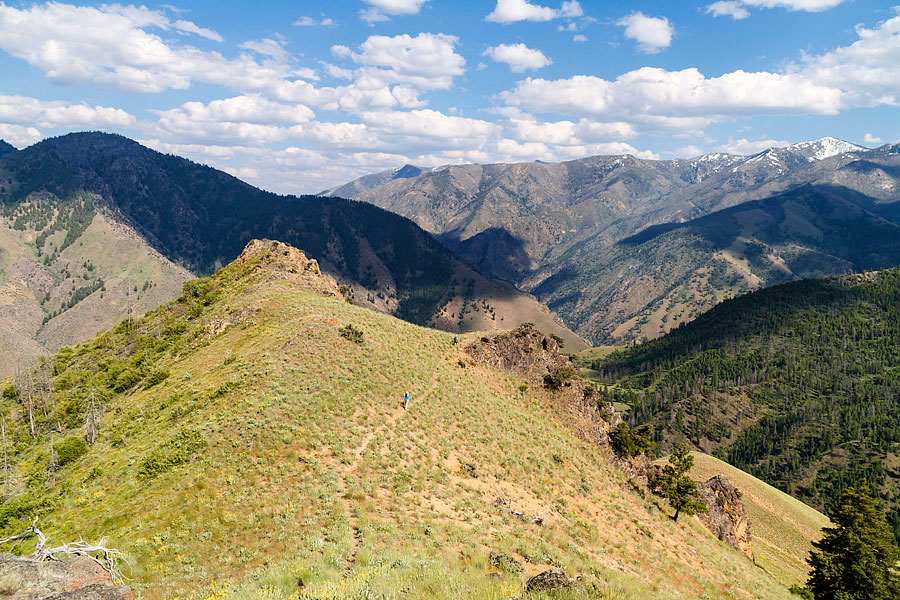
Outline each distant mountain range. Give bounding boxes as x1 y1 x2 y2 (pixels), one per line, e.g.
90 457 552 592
325 137 900 344
0 132 581 375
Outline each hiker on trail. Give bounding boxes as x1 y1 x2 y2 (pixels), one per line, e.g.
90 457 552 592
404 391 410 410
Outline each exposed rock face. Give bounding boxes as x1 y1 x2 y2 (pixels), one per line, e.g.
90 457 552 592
236 239 340 297
525 568 585 596
612 453 661 492
464 324 580 387
697 475 754 561
0 553 133 600
464 324 613 444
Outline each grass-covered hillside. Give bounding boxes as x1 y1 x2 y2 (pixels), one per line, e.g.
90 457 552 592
594 269 900 540
0 240 799 599
0 132 583 374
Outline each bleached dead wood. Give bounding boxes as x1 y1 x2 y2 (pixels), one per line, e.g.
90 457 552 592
492 496 545 526
0 517 128 584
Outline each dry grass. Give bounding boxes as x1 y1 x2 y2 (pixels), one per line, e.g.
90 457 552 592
1 251 802 600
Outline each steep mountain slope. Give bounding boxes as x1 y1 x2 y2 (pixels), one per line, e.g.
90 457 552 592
0 194 192 372
592 268 900 540
0 133 582 375
538 184 900 343
0 240 802 599
328 139 900 344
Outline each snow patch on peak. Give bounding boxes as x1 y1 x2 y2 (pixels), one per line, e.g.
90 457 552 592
788 137 866 161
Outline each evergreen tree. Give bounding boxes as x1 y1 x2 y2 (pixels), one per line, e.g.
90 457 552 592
610 422 655 458
806 480 900 600
651 443 707 521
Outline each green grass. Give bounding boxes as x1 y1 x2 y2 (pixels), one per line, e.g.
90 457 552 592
0 242 801 600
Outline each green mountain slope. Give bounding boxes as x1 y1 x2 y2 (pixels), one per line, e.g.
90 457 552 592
0 133 583 375
0 240 800 600
593 268 900 540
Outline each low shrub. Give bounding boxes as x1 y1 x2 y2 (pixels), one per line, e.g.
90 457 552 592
137 429 206 481
144 369 169 388
53 436 88 467
338 323 364 345
544 366 577 391
489 552 523 574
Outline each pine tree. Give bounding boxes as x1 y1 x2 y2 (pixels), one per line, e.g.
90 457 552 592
806 480 900 600
651 443 707 521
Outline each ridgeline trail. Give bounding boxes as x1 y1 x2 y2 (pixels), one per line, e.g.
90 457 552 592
336 357 445 569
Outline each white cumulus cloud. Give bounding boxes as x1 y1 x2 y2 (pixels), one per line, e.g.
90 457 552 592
0 124 43 147
359 0 427 23
173 19 223 41
483 43 552 72
485 0 582 24
362 0 427 15
0 3 284 93
863 133 883 144
0 95 136 128
705 2 751 19
801 11 900 107
347 33 466 90
714 137 790 154
294 16 334 27
705 0 847 19
617 12 674 54
501 68 843 126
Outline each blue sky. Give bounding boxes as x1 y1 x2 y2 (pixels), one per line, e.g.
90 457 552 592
0 0 899 193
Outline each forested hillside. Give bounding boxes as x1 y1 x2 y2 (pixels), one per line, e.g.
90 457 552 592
593 269 900 539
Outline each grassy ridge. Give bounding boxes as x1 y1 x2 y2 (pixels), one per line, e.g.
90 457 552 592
0 243 796 599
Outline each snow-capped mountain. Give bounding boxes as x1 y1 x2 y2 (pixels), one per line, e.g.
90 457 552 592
786 137 868 161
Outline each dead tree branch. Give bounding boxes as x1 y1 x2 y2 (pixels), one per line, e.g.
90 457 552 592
0 517 128 584
492 496 545 526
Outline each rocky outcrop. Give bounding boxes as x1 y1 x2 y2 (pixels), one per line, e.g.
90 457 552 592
612 453 661 493
465 324 614 444
697 475 754 561
464 323 576 384
525 568 585 596
236 239 340 297
0 553 133 600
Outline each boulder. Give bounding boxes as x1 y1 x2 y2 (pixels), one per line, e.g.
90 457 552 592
525 568 585 596
697 475 754 561
0 553 133 600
